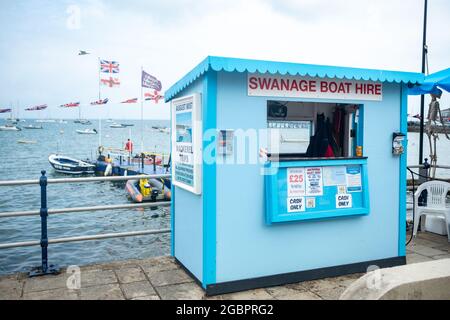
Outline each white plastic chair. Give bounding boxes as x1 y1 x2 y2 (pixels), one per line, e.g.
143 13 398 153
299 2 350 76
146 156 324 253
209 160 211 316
413 181 450 242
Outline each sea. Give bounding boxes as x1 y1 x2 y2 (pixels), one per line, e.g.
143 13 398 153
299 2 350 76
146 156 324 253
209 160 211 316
0 119 171 275
0 120 449 275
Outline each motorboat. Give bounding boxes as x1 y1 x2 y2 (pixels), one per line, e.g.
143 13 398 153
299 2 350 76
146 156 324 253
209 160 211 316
48 154 95 174
120 123 134 127
76 128 98 134
36 119 56 123
23 124 43 129
80 119 92 125
110 122 125 128
125 178 171 203
0 124 21 131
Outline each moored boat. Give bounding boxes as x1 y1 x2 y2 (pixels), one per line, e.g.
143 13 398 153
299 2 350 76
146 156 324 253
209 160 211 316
17 139 37 144
48 154 95 174
125 178 171 203
76 128 97 134
23 124 43 129
0 124 21 131
110 122 125 128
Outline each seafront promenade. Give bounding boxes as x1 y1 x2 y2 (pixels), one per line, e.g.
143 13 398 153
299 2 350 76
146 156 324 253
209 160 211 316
1 231 449 300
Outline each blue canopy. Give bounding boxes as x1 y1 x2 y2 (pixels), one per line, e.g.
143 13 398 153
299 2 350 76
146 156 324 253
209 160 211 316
408 68 450 95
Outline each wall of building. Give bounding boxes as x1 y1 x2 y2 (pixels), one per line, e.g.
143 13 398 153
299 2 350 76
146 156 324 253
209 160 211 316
214 71 402 283
172 77 204 281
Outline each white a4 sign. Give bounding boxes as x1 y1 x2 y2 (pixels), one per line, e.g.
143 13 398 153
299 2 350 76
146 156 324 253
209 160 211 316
171 93 202 195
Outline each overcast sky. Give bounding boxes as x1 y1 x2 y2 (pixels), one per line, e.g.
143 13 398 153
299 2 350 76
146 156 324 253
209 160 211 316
0 0 449 120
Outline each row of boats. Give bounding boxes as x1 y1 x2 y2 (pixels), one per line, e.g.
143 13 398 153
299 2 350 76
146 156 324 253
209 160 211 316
48 153 171 203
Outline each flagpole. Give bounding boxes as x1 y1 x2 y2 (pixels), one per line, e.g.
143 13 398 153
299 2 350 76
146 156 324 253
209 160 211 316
98 57 102 148
141 66 144 155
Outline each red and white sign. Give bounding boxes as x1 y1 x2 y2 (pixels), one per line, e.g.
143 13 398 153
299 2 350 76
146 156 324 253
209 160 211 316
248 73 382 101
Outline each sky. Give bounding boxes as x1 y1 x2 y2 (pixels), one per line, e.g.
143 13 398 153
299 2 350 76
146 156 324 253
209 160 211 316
0 0 449 120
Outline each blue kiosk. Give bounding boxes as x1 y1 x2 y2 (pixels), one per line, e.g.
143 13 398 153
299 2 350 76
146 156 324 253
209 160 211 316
165 56 425 295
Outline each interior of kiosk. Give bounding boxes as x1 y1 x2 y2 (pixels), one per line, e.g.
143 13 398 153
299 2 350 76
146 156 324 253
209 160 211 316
267 101 360 159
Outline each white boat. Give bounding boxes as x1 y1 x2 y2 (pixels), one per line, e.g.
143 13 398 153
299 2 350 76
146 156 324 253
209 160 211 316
0 124 21 131
58 119 68 124
159 127 170 134
17 139 37 144
110 122 125 128
48 154 95 174
36 119 56 123
76 128 98 134
23 124 43 129
106 119 114 123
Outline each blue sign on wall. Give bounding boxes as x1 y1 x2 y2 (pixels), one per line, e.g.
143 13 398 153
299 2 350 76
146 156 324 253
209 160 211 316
265 158 370 224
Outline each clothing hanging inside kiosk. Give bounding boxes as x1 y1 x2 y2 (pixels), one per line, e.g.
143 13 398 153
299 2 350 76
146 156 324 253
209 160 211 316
306 108 346 158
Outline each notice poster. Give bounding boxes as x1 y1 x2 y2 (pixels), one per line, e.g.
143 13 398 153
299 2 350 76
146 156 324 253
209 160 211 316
336 194 353 209
287 197 306 213
346 166 362 192
305 167 323 196
171 94 202 194
323 166 346 186
287 167 306 197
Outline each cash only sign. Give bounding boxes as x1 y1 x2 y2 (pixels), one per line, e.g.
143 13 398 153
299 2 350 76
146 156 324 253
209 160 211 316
171 93 202 194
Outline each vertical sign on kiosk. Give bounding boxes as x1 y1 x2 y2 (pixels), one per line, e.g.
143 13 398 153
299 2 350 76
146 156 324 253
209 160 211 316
171 93 202 194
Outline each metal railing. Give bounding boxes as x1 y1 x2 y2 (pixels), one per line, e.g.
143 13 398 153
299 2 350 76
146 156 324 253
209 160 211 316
0 171 171 277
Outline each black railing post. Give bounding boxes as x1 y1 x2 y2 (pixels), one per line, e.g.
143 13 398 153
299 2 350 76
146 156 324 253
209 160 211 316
152 155 156 173
29 170 60 277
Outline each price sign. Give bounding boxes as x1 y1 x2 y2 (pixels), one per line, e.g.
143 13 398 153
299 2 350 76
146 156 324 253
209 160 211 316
287 168 305 197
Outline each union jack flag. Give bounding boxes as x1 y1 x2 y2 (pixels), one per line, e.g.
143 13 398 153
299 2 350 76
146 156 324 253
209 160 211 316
25 104 47 111
144 90 164 104
121 98 138 104
101 77 120 88
90 98 109 105
59 102 80 108
0 108 11 113
100 60 119 73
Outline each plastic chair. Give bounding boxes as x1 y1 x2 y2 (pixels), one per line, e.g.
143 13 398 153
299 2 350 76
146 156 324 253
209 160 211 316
413 181 450 242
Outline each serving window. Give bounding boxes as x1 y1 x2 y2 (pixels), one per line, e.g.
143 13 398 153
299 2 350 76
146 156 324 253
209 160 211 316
267 100 362 159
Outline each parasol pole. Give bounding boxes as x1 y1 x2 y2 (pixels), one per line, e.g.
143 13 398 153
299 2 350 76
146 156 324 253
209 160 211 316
418 0 428 165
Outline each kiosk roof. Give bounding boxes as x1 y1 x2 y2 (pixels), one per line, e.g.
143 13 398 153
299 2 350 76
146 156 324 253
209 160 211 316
165 56 424 102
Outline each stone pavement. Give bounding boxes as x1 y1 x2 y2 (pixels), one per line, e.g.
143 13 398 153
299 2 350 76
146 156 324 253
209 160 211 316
1 231 449 300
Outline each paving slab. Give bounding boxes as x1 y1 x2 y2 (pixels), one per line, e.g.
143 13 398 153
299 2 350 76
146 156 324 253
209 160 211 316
131 295 160 300
115 267 147 284
294 278 348 300
0 277 24 300
432 254 450 260
121 280 156 299
216 288 275 300
24 273 69 293
80 283 124 300
148 268 193 287
265 286 320 300
22 288 79 300
409 244 447 257
139 257 179 275
155 282 205 300
81 269 118 288
406 253 434 264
